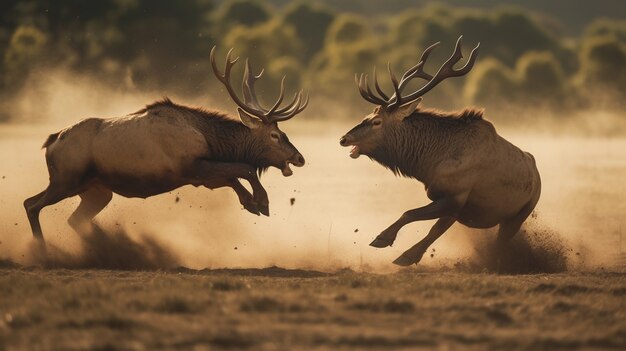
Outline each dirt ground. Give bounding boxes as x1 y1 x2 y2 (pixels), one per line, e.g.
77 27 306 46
0 266 624 351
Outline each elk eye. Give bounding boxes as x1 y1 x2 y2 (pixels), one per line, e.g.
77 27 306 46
270 132 280 140
372 119 382 126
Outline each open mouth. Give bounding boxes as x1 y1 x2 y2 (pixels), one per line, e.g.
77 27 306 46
281 162 293 177
349 145 361 159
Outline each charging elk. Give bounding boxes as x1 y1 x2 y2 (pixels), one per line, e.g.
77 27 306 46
340 36 541 266
25 47 308 244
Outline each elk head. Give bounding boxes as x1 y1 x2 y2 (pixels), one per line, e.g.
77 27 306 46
211 47 308 176
340 36 480 159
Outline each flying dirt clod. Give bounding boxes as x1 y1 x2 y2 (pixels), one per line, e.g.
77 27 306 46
340 36 541 266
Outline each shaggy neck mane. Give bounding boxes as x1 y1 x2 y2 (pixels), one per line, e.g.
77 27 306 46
369 107 484 182
138 98 271 173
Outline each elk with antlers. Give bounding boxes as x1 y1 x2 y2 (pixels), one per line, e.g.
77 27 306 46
24 47 307 244
340 36 541 266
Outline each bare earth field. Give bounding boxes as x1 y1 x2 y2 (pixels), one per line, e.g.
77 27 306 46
1 267 625 351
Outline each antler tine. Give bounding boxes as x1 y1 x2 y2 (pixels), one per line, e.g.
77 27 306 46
211 46 307 123
242 58 265 110
265 76 286 116
358 73 388 105
409 41 440 81
272 91 297 114
397 42 439 83
210 46 269 122
373 66 390 102
451 39 480 76
390 36 480 108
387 42 440 107
387 63 401 105
364 74 379 103
268 90 309 123
223 48 239 79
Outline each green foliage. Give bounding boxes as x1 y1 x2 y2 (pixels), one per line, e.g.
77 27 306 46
267 56 303 92
0 1 624 118
224 19 301 69
282 2 334 62
585 19 626 42
577 35 626 98
311 14 380 98
214 0 270 28
465 52 568 111
223 19 302 101
517 51 566 101
326 14 371 48
464 58 518 108
3 25 47 87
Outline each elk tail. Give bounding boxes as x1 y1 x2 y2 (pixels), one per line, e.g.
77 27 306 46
42 132 60 149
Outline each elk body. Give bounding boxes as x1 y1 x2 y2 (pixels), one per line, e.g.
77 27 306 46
340 37 541 266
24 48 307 244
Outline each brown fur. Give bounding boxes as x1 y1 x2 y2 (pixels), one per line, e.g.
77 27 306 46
25 97 305 243
341 103 541 266
41 132 60 149
137 98 272 174
372 108 488 180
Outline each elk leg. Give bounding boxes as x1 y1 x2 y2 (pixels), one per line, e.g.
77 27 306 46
230 179 264 216
392 217 456 266
67 185 113 234
24 182 81 243
494 198 538 272
496 193 538 248
243 173 269 216
188 160 270 216
205 177 260 215
370 196 459 248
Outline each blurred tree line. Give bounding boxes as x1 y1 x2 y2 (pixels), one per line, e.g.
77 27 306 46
0 0 624 122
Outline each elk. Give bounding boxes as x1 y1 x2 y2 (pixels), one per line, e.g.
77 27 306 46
340 36 541 266
24 47 308 244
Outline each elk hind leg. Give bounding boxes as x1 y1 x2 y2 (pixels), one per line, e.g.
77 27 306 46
68 185 113 234
494 197 540 272
24 182 81 242
393 217 456 266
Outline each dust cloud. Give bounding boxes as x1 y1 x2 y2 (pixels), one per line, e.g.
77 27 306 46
26 224 179 270
1 70 624 272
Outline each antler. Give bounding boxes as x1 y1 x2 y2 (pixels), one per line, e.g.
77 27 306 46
210 46 308 123
356 36 480 110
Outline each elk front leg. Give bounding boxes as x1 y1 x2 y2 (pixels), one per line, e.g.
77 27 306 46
241 171 269 217
188 160 270 216
370 196 461 248
205 178 260 215
392 217 456 266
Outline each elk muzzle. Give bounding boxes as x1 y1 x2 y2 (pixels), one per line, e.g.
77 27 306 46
282 153 305 177
339 135 360 159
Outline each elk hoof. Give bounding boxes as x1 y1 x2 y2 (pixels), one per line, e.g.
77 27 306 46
243 202 260 216
258 203 270 217
29 238 47 262
370 237 393 248
392 254 417 267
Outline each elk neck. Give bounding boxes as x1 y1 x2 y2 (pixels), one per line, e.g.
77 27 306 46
369 109 481 184
194 114 271 172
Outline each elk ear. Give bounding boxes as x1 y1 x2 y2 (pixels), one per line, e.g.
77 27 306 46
238 108 263 129
394 98 422 120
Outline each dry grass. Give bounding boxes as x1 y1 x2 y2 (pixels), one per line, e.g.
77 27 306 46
0 267 624 350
